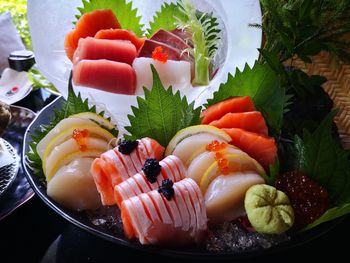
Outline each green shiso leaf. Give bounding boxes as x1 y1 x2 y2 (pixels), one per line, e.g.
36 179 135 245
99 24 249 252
294 111 350 205
25 75 118 180
125 65 201 147
76 0 144 37
146 2 186 37
302 203 350 231
205 62 286 132
293 111 350 231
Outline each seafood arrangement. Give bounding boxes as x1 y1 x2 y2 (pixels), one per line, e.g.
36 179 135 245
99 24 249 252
25 0 350 254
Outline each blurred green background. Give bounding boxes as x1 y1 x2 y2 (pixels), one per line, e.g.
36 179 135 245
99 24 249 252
0 0 31 49
0 0 57 92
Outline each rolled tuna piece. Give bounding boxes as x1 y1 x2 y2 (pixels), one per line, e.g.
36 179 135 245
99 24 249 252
73 60 136 95
73 37 137 65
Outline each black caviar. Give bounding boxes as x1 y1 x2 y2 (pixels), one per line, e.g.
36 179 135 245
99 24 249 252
118 140 139 155
142 158 161 183
158 179 174 201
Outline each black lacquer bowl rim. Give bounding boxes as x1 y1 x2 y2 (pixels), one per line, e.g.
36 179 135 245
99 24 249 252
22 96 346 259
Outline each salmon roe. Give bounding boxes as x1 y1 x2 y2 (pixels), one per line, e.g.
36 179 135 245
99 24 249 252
206 140 227 152
72 128 90 152
206 140 229 174
152 46 168 63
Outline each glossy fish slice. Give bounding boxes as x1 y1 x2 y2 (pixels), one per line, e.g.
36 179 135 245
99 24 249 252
120 178 208 245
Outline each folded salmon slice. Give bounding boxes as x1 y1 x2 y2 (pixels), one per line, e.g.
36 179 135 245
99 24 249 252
73 37 137 65
114 155 186 207
65 9 121 61
121 178 208 245
94 29 145 50
91 138 164 205
210 111 268 136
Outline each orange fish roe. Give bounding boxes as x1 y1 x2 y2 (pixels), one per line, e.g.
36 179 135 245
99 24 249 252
206 140 227 152
72 128 90 152
205 142 230 174
214 152 229 175
152 46 168 63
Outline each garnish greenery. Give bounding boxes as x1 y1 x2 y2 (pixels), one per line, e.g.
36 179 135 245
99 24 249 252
292 111 350 230
26 75 118 179
205 62 288 132
254 0 350 64
302 203 350 231
294 111 350 205
125 65 201 147
76 0 144 37
146 2 186 37
176 0 221 85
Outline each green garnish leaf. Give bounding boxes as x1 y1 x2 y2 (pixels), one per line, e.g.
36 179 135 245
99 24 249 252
266 158 280 185
294 111 350 205
205 62 286 132
125 65 201 147
175 0 221 85
302 203 350 231
258 0 350 63
77 0 144 37
146 2 186 37
26 75 118 179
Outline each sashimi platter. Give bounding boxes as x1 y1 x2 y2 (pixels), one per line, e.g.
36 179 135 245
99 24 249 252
24 0 350 257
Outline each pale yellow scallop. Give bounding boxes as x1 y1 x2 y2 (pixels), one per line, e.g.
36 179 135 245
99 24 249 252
47 158 102 211
44 137 108 181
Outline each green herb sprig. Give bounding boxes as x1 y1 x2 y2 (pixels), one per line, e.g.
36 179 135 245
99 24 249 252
254 0 350 64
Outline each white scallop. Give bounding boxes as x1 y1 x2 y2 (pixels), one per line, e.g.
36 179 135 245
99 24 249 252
47 158 102 211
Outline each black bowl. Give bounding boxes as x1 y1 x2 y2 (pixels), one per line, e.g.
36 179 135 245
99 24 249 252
22 96 345 259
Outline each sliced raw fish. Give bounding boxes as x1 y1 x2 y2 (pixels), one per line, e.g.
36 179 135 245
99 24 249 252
138 39 181 61
120 178 207 245
73 60 136 95
223 128 277 169
65 9 121 61
114 155 185 207
47 158 101 211
94 29 145 50
133 57 191 95
205 172 264 223
150 29 190 51
201 96 256 125
91 138 164 206
210 111 268 136
73 37 137 65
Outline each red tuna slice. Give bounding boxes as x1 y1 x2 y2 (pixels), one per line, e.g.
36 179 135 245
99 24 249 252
210 111 269 136
223 128 278 170
73 37 137 65
138 39 181 61
201 96 256 124
120 178 208 245
150 29 191 51
65 9 121 61
170 29 193 47
114 155 186 207
94 29 145 50
73 60 136 95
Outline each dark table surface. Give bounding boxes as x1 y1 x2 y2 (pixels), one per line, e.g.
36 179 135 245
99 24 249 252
1 88 349 263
